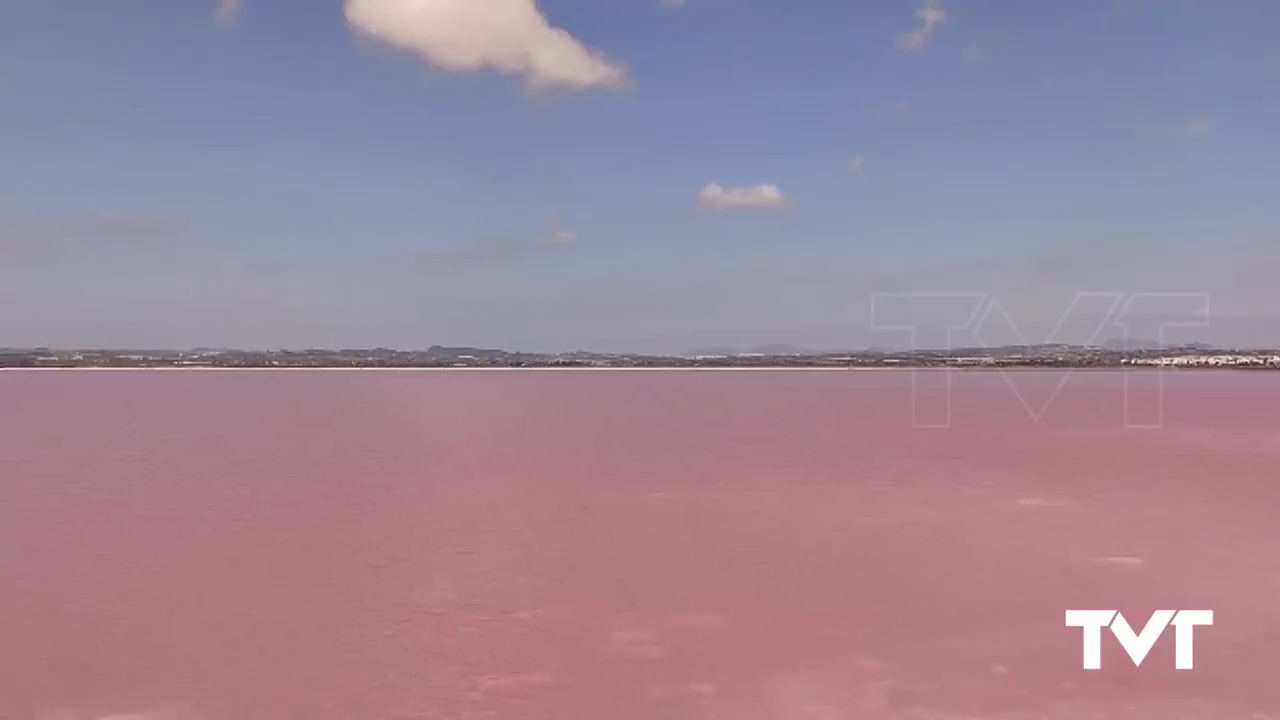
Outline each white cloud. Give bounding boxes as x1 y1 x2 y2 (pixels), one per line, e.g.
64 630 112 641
849 154 865 175
343 0 631 95
546 215 580 244
897 1 947 51
659 0 687 7
214 0 241 24
550 228 579 244
697 183 791 212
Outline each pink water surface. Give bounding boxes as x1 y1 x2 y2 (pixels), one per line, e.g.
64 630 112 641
2 369 1279 720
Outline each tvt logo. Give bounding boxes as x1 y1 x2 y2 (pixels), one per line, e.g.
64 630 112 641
868 291 1212 428
1065 609 1213 669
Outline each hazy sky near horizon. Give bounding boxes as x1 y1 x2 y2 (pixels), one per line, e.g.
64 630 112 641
1 0 1277 352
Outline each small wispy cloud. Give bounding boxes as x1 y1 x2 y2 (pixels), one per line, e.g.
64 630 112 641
659 0 687 8
343 0 631 96
550 228 579 244
418 218 581 268
1144 118 1212 142
897 0 947 51
849 154 866 175
870 98 913 122
1 210 190 258
214 0 241 24
547 215 580 244
697 183 791 212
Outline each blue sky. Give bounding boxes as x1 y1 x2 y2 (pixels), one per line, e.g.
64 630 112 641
1 0 1277 352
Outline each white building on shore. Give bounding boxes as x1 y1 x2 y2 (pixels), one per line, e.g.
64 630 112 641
1122 354 1280 367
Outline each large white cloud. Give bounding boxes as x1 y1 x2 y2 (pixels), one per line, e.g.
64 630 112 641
697 183 791 211
343 0 631 94
897 1 947 51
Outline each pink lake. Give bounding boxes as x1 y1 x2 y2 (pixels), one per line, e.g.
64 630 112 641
1 369 1278 720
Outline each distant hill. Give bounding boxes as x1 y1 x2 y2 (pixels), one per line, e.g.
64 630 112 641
748 344 812 356
688 344 857 357
1102 337 1162 351
1101 337 1218 352
687 346 741 357
424 345 541 361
